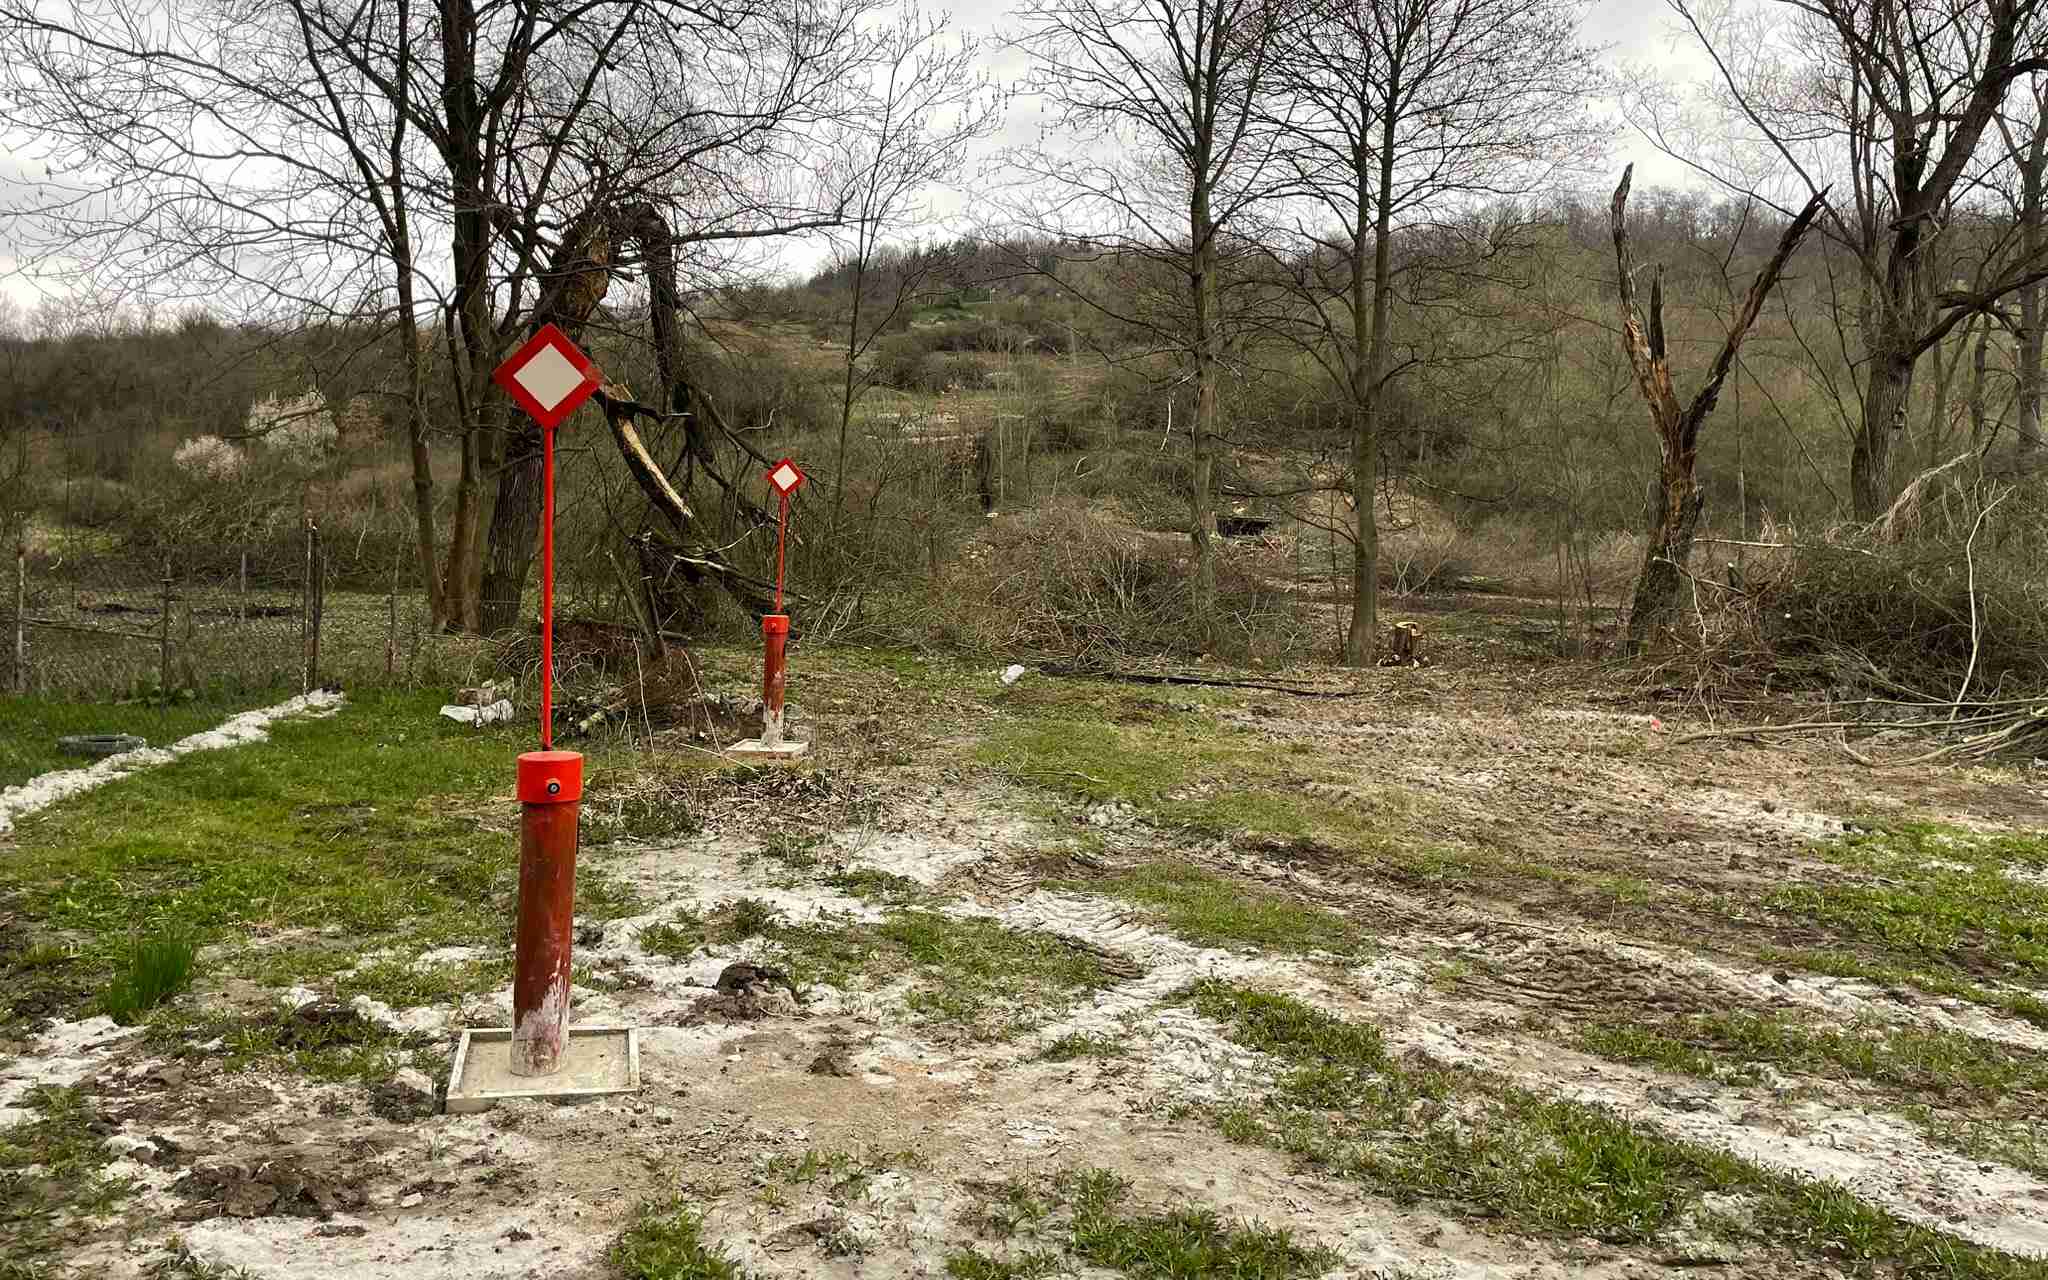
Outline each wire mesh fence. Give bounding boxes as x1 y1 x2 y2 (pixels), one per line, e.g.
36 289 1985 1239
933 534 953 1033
3 520 440 700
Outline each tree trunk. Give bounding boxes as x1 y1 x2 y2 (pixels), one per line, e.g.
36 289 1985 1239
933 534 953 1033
1852 352 1913 519
2021 120 2045 449
1343 117 1397 668
1188 191 1218 638
478 420 542 634
1623 465 1704 652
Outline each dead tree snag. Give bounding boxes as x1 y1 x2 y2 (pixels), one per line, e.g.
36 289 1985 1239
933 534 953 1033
1611 165 1826 653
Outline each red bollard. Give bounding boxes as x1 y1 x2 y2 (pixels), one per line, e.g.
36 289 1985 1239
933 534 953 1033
512 749 582 1076
761 614 790 748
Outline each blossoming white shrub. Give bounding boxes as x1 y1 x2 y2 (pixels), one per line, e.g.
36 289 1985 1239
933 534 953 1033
247 389 337 465
172 434 246 481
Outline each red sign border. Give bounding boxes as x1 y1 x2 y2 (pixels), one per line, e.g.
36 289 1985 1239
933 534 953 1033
766 456 807 497
493 323 600 430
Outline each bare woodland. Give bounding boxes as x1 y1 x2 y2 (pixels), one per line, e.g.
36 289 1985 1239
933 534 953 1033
4 0 2048 687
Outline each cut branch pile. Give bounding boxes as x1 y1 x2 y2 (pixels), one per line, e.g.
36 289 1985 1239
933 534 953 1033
1672 696 2048 766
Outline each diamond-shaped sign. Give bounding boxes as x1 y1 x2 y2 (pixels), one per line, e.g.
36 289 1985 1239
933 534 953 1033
493 323 600 430
767 457 806 497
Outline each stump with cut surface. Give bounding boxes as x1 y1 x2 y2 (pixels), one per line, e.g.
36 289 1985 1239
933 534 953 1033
1381 622 1423 667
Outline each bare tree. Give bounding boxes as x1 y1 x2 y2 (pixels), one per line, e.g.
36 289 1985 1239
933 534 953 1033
1995 77 2048 450
1261 0 1603 665
1637 0 2048 518
824 13 1002 531
0 0 907 633
1610 165 1826 651
1009 0 1291 635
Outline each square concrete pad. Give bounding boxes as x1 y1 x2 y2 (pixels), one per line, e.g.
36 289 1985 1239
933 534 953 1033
445 1026 640 1114
726 737 809 762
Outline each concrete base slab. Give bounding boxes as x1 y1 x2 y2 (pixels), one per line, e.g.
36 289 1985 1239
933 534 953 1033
726 737 809 762
445 1026 640 1114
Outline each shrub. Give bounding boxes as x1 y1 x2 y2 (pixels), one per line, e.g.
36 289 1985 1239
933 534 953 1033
960 500 1314 664
248 390 338 465
172 434 247 482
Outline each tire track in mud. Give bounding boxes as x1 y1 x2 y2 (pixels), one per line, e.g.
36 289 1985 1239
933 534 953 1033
806 830 2048 1260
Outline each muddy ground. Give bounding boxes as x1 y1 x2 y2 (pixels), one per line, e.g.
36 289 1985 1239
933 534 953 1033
8 611 2048 1278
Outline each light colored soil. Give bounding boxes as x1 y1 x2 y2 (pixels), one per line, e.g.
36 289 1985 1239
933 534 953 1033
13 643 2048 1277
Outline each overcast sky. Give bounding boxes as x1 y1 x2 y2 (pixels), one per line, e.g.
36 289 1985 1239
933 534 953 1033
0 0 1714 315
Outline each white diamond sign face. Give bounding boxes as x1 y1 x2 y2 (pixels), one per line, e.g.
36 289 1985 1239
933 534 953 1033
767 457 806 497
513 343 584 410
492 323 600 430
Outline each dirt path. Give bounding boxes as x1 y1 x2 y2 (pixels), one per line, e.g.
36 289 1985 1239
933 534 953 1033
12 649 2048 1278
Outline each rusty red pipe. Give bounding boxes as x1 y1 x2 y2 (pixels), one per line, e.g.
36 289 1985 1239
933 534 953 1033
762 614 789 747
512 749 581 1075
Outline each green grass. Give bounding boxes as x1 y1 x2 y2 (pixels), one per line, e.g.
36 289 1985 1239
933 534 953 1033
155 998 441 1084
0 692 250 787
101 929 197 1023
633 902 1117 1038
1190 982 2048 1278
1047 1167 1336 1279
611 1198 749 1280
1585 1011 2048 1100
943 1247 1061 1279
1760 946 2048 1029
1039 1031 1128 1062
0 1086 133 1266
1085 863 1369 953
0 690 642 1034
1761 824 2048 978
951 1168 1334 1280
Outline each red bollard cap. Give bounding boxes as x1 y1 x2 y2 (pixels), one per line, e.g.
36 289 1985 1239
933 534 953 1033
517 750 583 804
762 614 790 636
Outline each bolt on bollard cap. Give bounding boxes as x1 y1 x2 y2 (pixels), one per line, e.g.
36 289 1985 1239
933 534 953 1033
517 750 584 804
762 613 790 636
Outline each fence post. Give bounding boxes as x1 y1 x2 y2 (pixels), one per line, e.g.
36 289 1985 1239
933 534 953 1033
12 540 25 694
302 520 324 693
386 548 399 677
301 523 311 693
159 560 173 702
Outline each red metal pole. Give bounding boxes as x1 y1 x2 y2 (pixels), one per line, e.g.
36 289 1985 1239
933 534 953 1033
775 491 789 613
761 613 789 747
540 424 557 750
512 751 580 1074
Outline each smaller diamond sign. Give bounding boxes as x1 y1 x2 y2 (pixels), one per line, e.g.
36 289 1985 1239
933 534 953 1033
493 323 600 430
767 457 806 497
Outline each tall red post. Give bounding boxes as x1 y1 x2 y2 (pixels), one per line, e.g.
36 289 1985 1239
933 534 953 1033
512 749 581 1074
512 416 582 1075
761 614 790 748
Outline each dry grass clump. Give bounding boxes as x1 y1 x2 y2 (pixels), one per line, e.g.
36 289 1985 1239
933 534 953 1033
958 500 1315 665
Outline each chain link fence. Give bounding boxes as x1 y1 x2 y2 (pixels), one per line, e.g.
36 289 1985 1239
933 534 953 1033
3 521 441 700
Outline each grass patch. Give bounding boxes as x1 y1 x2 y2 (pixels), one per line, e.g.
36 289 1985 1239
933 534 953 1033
632 901 1116 1038
1039 1031 1127 1062
1087 863 1368 953
611 1197 749 1280
954 1168 1335 1280
1762 824 2048 977
1056 1168 1336 1279
0 690 642 1027
0 1086 132 1265
156 999 439 1084
1586 1011 2048 1100
1579 1022 1761 1085
883 912 1117 1038
1760 946 2048 1030
943 1247 1061 1279
0 693 250 788
1192 981 2048 1277
821 867 930 904
102 929 197 1023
